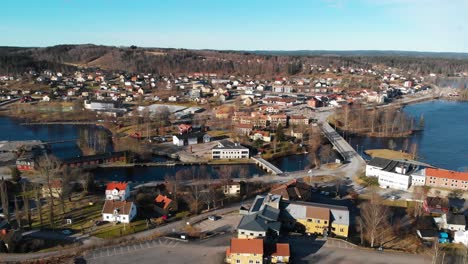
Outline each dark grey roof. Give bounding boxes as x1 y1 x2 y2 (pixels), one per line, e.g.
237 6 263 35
237 214 269 232
258 205 280 222
447 213 466 226
174 131 207 140
213 140 247 150
367 157 392 168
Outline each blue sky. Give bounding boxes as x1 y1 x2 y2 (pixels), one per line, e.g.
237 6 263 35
1 0 467 52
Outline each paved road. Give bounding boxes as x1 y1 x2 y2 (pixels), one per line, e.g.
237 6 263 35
0 201 246 263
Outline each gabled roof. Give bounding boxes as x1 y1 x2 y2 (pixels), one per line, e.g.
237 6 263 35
272 243 290 257
106 182 128 191
102 200 134 215
426 168 468 181
306 206 330 220
155 195 173 210
270 179 310 200
229 238 263 255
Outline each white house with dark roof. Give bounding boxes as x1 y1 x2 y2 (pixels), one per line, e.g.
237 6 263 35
211 140 249 159
102 200 137 224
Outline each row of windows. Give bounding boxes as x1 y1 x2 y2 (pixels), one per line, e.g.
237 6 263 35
235 260 260 264
239 231 263 237
306 219 328 224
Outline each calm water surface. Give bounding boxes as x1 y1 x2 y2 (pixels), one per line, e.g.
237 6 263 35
349 100 468 171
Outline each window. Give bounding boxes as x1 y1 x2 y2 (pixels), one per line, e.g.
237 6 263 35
307 219 312 222
256 261 260 264
236 260 240 264
340 228 344 232
241 231 245 235
259 234 263 237
317 220 321 223
249 260 253 264
250 233 254 236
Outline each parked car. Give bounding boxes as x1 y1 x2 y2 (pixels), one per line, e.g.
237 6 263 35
208 215 221 221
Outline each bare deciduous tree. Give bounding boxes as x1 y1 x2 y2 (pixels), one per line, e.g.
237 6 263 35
36 155 62 229
361 190 389 248
0 179 10 223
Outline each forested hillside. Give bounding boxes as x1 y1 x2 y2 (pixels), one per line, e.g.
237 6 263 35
1 44 467 76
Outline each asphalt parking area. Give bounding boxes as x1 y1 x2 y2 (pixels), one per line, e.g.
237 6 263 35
85 237 182 261
194 213 242 233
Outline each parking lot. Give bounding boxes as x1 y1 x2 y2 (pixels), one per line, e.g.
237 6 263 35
194 213 242 233
85 237 182 261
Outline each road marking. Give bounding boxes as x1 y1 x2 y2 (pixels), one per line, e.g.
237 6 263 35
107 248 111 256
134 244 138 250
146 242 152 248
158 239 163 245
128 245 131 251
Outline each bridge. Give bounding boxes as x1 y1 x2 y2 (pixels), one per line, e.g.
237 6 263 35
251 157 283 175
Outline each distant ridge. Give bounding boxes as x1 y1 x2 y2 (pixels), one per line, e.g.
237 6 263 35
248 50 468 59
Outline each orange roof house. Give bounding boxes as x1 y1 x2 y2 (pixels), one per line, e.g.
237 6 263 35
155 194 176 212
425 168 468 191
226 238 264 264
105 182 130 201
106 182 128 191
272 243 290 263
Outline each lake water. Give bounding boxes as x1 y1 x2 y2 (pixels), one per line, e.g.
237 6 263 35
0 117 87 159
92 164 265 182
0 116 265 180
349 100 468 171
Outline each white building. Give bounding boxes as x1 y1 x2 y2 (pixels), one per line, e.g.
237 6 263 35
366 158 422 190
212 140 249 159
411 169 426 186
173 132 210 146
105 182 130 201
102 200 137 224
223 181 243 196
454 230 468 246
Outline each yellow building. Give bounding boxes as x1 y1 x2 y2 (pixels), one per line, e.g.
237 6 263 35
282 201 350 238
296 206 330 235
271 243 290 263
226 238 263 264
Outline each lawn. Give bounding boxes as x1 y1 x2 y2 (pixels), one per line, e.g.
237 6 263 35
30 194 104 231
91 219 149 239
365 149 413 160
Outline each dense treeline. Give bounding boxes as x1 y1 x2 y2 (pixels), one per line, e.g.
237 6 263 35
333 104 417 137
0 44 467 77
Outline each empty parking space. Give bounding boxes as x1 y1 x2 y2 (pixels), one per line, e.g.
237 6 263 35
85 238 180 261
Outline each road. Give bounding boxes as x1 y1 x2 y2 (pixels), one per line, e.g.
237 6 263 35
0 201 246 263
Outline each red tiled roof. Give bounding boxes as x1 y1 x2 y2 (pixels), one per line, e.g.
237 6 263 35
229 238 263 255
106 182 128 191
272 243 290 257
426 168 468 181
